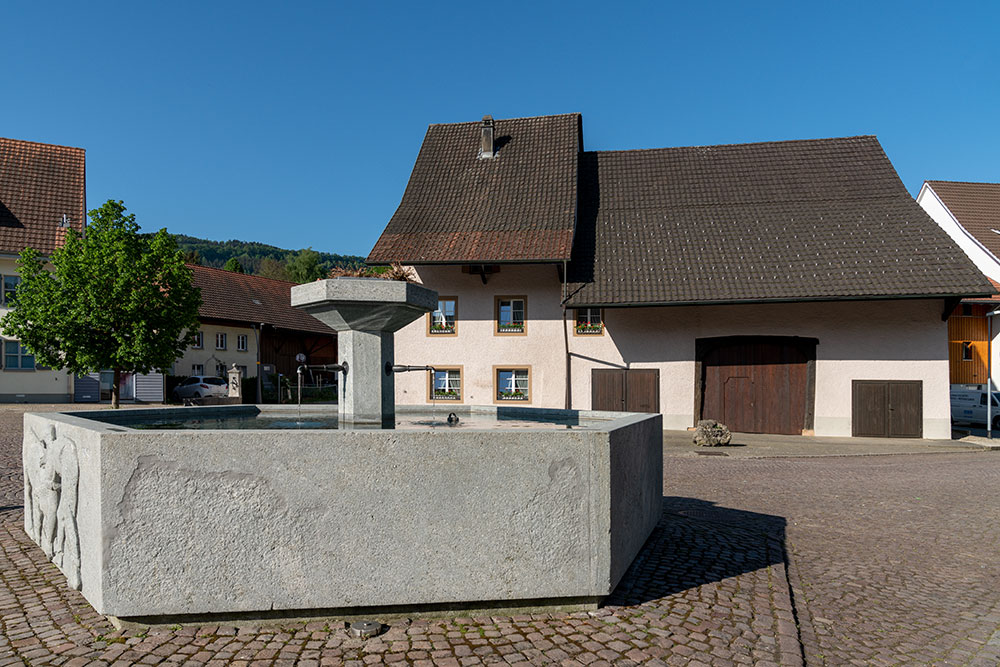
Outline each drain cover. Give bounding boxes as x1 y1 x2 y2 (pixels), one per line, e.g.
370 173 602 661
349 620 382 638
696 450 728 456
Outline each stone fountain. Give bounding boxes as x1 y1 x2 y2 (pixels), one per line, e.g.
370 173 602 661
21 277 663 627
290 277 438 426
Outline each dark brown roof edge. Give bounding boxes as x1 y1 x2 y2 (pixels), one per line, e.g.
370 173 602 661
925 179 1000 187
0 136 86 153
587 134 878 156
566 292 997 309
425 112 582 128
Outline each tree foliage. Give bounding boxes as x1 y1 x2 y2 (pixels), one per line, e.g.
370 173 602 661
223 257 245 273
0 200 202 407
285 247 326 283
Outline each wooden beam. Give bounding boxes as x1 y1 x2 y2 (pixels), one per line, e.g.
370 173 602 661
942 297 963 321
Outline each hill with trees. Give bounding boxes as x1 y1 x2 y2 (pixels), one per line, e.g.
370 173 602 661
169 234 366 282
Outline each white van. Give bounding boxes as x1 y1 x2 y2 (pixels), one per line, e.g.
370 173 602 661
950 385 1000 428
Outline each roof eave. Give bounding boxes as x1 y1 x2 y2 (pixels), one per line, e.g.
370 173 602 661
566 292 997 309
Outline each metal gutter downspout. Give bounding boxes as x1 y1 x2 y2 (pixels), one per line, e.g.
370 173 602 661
988 309 1000 439
562 259 570 410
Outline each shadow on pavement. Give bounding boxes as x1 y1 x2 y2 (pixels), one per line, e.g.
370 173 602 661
606 496 787 606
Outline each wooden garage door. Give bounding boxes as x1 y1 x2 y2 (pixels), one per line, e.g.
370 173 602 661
852 380 922 438
700 338 812 435
592 369 660 413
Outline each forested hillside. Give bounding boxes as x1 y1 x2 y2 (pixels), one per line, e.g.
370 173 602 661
170 234 366 282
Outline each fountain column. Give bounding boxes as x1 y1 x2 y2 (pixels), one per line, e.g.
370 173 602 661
291 277 438 425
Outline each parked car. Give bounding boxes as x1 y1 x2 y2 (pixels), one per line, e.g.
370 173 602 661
172 376 228 400
950 385 1000 428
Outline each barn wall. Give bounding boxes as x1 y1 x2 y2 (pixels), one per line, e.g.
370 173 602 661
394 265 951 438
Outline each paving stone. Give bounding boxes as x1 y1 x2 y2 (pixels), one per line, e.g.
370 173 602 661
2 405 999 665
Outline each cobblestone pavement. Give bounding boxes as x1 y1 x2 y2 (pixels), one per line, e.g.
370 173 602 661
2 406 999 665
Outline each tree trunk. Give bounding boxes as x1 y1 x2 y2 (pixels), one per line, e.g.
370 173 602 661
111 368 121 409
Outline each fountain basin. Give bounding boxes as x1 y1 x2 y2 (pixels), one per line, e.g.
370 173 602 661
23 404 662 624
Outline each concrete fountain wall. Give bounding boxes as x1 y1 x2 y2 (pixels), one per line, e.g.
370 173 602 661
23 405 662 623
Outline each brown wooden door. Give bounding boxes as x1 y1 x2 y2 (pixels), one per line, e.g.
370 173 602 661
625 369 659 412
853 380 922 438
701 338 810 435
592 369 625 411
592 368 660 413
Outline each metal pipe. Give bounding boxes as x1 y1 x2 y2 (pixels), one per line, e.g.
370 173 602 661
387 364 436 375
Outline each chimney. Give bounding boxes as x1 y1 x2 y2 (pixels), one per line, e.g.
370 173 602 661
480 115 495 158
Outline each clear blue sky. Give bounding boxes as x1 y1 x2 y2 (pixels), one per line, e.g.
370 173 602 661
2 2 998 257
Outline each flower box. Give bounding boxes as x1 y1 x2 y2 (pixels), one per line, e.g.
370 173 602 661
497 322 524 333
575 324 603 334
497 391 528 401
429 324 456 334
432 390 459 400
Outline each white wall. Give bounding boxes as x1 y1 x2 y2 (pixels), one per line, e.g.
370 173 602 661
395 265 952 439
172 322 257 378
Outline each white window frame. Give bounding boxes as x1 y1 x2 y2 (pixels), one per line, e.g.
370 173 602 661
237 334 248 352
428 298 458 335
191 331 204 349
430 368 462 401
215 332 227 350
495 367 530 402
1 275 19 307
192 364 204 376
575 308 604 335
3 339 35 371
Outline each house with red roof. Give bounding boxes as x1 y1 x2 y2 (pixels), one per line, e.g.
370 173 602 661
917 181 1000 391
0 137 86 402
171 264 337 388
369 114 994 438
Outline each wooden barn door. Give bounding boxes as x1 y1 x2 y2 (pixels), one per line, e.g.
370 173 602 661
700 337 814 435
852 380 922 438
592 368 660 413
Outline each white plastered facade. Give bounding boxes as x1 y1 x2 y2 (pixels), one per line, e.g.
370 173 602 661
393 265 952 439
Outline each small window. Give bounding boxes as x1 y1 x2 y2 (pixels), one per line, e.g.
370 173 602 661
495 296 526 335
2 275 19 306
237 365 248 378
3 340 35 370
962 342 973 361
429 368 462 401
216 363 227 378
495 367 530 402
191 331 204 349
237 334 248 352
215 333 227 350
428 298 458 335
192 364 204 376
575 308 604 335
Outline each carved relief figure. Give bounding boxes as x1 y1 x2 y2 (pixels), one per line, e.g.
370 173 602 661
23 425 81 590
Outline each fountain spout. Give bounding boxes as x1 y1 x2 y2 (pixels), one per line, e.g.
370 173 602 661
291 278 438 424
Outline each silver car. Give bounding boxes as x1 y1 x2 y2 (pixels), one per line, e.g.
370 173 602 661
172 375 228 400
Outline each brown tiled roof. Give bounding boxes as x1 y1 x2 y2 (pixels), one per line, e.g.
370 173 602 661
190 265 335 336
565 136 995 306
0 137 86 256
368 114 580 264
925 180 1000 257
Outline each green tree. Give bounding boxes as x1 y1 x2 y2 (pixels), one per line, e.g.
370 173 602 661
285 247 326 283
0 200 201 408
258 257 291 281
223 257 245 273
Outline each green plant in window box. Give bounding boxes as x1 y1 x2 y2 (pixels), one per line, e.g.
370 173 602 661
433 389 459 399
498 322 524 332
498 390 527 400
430 323 455 333
575 323 603 334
